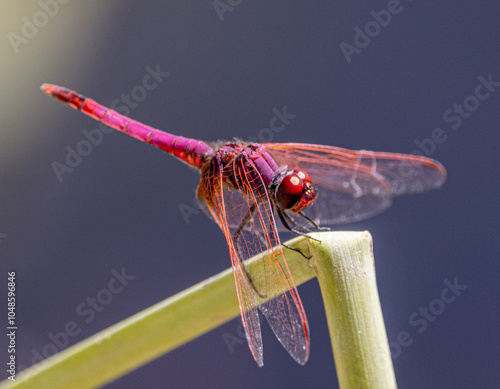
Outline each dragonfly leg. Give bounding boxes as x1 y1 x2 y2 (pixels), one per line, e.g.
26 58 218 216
245 207 313 279
233 203 267 300
297 211 330 231
278 210 321 242
277 210 319 259
281 211 311 234
282 243 312 260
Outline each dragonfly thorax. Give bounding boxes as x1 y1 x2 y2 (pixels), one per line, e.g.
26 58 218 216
274 169 317 213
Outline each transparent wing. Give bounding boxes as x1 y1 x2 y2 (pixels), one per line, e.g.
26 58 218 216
198 154 310 366
264 142 447 226
198 159 264 365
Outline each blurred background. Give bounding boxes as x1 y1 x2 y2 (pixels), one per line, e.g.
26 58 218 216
1 1 499 388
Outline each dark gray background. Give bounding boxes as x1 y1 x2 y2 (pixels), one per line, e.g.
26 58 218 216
1 1 499 388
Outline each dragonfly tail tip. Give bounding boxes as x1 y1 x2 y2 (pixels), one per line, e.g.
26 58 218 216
40 83 57 96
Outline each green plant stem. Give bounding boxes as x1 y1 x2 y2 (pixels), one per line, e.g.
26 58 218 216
309 231 397 389
0 231 396 389
1 236 314 389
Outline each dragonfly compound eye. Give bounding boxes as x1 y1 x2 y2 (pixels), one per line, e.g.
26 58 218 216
275 170 317 212
294 169 312 183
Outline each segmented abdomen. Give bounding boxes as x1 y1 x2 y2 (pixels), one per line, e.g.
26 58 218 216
41 84 214 169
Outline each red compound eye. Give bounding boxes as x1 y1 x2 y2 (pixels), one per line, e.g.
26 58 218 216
275 169 317 211
294 169 311 183
281 174 304 195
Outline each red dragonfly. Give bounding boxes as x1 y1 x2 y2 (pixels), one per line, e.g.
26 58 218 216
41 84 446 366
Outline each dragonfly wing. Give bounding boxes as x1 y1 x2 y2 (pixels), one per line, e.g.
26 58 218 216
258 291 310 364
199 159 264 365
264 143 446 226
230 154 310 365
201 153 310 365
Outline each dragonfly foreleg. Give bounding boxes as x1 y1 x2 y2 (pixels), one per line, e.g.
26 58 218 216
277 210 319 259
297 211 330 231
277 210 321 242
281 211 311 234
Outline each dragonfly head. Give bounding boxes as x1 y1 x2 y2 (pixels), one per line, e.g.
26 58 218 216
275 169 317 213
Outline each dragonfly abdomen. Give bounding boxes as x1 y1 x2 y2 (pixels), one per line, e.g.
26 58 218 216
41 84 214 169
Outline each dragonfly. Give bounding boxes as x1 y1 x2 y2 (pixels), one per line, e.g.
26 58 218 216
41 84 446 367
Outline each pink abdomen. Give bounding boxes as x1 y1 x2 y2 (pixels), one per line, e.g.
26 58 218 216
41 84 214 169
